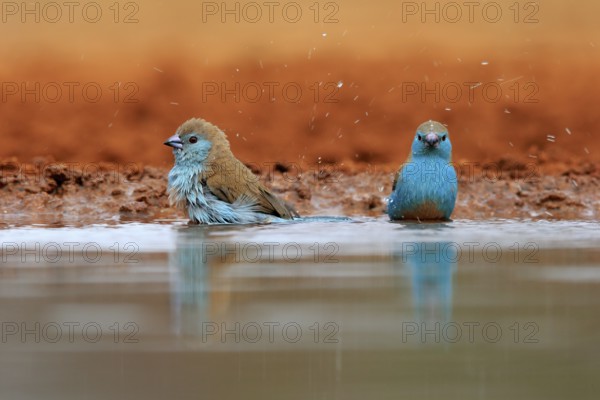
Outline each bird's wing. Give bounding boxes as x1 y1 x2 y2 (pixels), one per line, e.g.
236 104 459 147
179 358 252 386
392 170 402 192
201 160 297 219
392 157 412 191
255 185 299 218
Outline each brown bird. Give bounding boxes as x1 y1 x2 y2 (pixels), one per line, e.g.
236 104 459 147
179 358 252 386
164 118 298 224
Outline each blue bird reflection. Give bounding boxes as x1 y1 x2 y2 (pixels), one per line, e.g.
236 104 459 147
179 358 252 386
403 241 457 324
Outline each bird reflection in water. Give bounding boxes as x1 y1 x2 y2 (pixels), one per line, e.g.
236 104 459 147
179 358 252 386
403 241 457 324
169 226 234 337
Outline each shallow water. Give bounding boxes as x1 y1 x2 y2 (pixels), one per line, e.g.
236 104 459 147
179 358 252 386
1 218 600 399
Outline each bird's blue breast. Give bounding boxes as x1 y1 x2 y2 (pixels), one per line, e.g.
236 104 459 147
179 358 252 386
388 156 457 220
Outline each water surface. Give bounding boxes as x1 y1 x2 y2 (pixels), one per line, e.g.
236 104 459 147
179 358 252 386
1 218 599 399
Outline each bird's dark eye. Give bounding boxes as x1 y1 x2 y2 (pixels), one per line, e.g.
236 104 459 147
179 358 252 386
441 135 447 141
417 135 422 141
189 136 198 144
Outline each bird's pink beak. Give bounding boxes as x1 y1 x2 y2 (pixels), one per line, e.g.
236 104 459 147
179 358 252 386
164 134 183 150
424 133 440 147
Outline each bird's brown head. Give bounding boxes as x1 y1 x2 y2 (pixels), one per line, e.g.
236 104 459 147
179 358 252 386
164 118 232 163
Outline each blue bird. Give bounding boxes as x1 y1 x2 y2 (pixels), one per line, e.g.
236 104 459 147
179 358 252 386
387 120 457 221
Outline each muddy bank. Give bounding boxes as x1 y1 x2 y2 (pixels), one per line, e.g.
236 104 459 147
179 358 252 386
0 158 597 226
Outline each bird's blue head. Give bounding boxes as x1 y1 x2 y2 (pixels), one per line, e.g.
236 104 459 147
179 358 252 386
164 119 214 168
410 120 452 161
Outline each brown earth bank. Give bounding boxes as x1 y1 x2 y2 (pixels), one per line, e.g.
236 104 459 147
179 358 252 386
1 51 598 169
0 157 598 226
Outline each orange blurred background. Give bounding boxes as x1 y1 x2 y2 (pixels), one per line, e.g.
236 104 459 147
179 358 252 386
1 0 598 168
